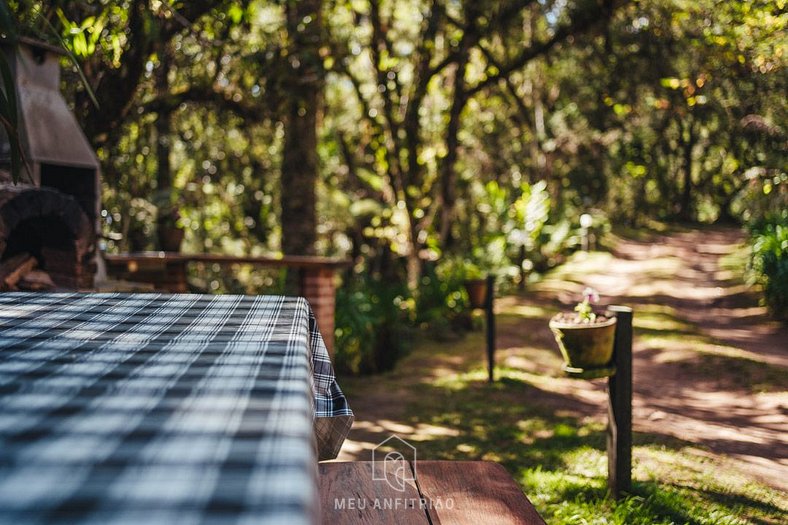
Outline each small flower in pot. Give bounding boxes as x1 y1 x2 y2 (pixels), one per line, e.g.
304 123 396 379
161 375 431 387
549 287 617 378
574 287 600 322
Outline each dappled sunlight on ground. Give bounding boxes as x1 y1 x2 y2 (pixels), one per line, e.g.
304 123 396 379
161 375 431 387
495 302 553 319
535 227 788 490
336 226 787 518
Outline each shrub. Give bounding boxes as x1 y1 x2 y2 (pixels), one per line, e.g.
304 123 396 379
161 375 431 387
415 259 475 340
334 275 413 375
749 215 788 320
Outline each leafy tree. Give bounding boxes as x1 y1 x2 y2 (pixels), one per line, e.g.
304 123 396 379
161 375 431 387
5 0 785 361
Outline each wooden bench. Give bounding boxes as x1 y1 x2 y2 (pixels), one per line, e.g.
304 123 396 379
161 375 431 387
319 461 546 524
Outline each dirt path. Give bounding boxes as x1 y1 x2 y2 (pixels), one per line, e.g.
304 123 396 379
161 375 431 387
574 227 788 490
337 227 788 491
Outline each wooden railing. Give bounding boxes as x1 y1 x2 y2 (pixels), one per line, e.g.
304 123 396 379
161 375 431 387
103 253 350 355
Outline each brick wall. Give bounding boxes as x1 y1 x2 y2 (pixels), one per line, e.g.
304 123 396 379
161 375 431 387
300 267 337 356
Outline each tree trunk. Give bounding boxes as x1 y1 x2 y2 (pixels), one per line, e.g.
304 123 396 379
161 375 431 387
280 0 323 256
155 47 174 251
679 120 696 221
437 49 470 247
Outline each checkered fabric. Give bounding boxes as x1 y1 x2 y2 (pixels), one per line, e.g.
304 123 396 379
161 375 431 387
0 292 353 524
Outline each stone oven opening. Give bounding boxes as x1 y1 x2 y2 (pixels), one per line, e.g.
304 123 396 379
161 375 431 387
0 186 94 290
5 217 76 258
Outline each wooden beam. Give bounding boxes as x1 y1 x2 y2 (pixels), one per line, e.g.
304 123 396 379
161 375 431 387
104 252 351 269
485 274 496 382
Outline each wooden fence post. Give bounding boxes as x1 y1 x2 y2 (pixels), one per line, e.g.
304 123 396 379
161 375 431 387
607 305 632 499
485 274 495 383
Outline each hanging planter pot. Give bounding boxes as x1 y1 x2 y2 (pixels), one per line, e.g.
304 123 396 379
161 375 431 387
464 279 489 309
549 313 617 379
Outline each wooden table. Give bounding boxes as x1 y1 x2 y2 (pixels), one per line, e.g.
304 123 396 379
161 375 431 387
319 461 546 524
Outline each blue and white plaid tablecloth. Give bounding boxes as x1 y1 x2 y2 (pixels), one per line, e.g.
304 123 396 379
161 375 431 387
0 292 353 524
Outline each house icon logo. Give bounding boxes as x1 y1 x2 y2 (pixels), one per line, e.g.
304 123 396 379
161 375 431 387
371 435 417 492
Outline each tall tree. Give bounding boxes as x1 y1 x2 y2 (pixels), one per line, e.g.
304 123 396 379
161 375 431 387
326 0 622 288
280 0 323 255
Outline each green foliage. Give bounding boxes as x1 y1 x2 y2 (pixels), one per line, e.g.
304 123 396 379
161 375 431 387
0 49 25 182
415 259 475 336
743 171 788 318
511 181 551 252
0 1 22 182
334 274 413 375
9 0 784 368
186 264 287 296
749 215 788 319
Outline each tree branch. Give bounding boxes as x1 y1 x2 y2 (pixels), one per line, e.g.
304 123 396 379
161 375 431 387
467 0 625 98
141 85 262 122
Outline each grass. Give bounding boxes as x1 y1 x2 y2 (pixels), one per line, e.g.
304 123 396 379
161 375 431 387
342 357 787 524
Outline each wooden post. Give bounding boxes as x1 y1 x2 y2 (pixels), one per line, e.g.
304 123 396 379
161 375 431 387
485 274 495 383
607 305 633 499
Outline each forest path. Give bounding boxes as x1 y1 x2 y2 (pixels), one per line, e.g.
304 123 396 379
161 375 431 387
336 227 788 492
554 227 788 490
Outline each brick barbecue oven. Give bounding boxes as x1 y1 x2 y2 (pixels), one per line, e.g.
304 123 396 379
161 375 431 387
0 38 99 290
